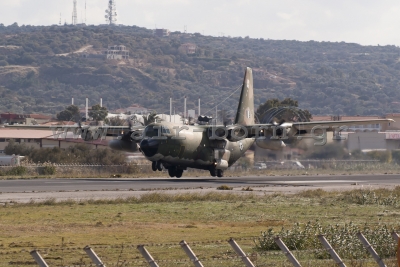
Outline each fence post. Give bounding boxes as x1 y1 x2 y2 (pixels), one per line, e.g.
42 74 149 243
356 232 387 267
391 232 400 267
179 240 204 267
137 245 160 267
228 238 255 267
317 235 347 267
274 237 302 267
30 250 49 267
84 246 106 267
391 232 399 243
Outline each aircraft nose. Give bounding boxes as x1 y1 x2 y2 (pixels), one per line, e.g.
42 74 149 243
140 138 160 158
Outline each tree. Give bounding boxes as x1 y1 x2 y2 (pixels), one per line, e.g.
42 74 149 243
89 104 108 122
105 116 127 126
256 98 312 123
143 112 159 126
56 105 80 121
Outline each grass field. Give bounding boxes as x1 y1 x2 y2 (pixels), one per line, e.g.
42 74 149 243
2 161 400 180
1 189 400 266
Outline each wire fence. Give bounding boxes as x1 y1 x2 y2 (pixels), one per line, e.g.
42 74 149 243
4 233 400 267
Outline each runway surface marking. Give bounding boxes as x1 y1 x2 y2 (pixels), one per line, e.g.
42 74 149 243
281 180 361 184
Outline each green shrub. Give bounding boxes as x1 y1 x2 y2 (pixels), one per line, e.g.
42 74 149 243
40 166 57 175
217 185 233 190
125 164 139 174
255 221 396 259
366 150 392 163
6 166 27 176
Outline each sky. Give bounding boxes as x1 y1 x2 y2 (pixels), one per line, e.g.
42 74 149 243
2 0 400 46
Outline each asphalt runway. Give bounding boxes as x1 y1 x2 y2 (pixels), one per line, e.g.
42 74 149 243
1 173 399 193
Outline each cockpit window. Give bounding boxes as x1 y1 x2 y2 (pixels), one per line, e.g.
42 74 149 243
162 126 170 134
144 125 159 137
144 125 170 137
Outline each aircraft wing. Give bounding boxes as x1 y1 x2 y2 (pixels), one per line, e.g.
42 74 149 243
290 119 394 132
4 124 143 137
223 118 394 139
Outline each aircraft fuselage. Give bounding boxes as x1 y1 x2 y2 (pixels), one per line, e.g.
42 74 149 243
140 122 254 171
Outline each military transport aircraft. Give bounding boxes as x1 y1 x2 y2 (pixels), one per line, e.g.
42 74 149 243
7 67 393 178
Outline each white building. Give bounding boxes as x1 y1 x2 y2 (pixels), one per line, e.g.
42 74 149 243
106 45 129 60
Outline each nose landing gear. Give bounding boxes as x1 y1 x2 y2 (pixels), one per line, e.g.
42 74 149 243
151 161 163 171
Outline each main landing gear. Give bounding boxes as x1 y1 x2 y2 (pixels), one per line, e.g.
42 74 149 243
151 161 163 171
153 161 184 178
209 168 224 177
167 166 183 178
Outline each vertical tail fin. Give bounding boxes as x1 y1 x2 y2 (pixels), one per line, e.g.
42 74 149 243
234 67 254 126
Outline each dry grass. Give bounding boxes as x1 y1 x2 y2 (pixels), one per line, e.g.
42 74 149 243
2 161 400 180
1 190 400 266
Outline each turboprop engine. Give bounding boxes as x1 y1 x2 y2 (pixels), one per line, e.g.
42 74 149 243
108 139 139 152
255 137 286 150
108 130 140 152
254 120 295 150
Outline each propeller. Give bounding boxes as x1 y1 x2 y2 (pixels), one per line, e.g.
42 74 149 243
271 118 286 126
127 115 143 130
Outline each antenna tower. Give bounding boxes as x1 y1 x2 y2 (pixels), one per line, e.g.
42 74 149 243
72 0 78 25
105 0 118 25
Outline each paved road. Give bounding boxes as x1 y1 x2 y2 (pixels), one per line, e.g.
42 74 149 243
0 174 399 193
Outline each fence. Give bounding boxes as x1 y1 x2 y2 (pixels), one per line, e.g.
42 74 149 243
0 163 153 176
12 232 400 267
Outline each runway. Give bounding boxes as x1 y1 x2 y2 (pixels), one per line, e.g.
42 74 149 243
0 174 399 202
1 174 400 193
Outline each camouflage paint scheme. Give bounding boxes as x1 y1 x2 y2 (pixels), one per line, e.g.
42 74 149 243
138 68 256 177
6 67 394 178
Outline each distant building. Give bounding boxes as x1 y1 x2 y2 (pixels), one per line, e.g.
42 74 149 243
114 104 149 115
157 114 182 123
154 29 170 37
179 43 197 54
0 113 52 125
106 45 129 60
311 115 382 132
0 128 108 154
187 109 196 118
382 113 400 131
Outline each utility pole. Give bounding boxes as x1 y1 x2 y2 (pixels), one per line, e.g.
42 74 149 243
184 96 187 120
198 98 200 117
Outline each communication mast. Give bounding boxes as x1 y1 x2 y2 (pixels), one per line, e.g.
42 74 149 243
105 0 117 25
72 0 78 25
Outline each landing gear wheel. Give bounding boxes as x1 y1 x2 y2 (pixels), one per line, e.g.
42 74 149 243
217 169 224 178
157 161 163 171
210 168 217 177
175 169 183 178
151 161 157 171
168 167 176 177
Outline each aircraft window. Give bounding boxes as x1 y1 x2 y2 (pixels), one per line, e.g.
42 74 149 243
144 126 159 137
162 126 170 134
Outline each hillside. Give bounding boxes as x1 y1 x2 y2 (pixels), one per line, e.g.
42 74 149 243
1 23 400 117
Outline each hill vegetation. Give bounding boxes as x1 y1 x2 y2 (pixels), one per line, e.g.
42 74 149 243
1 23 400 116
